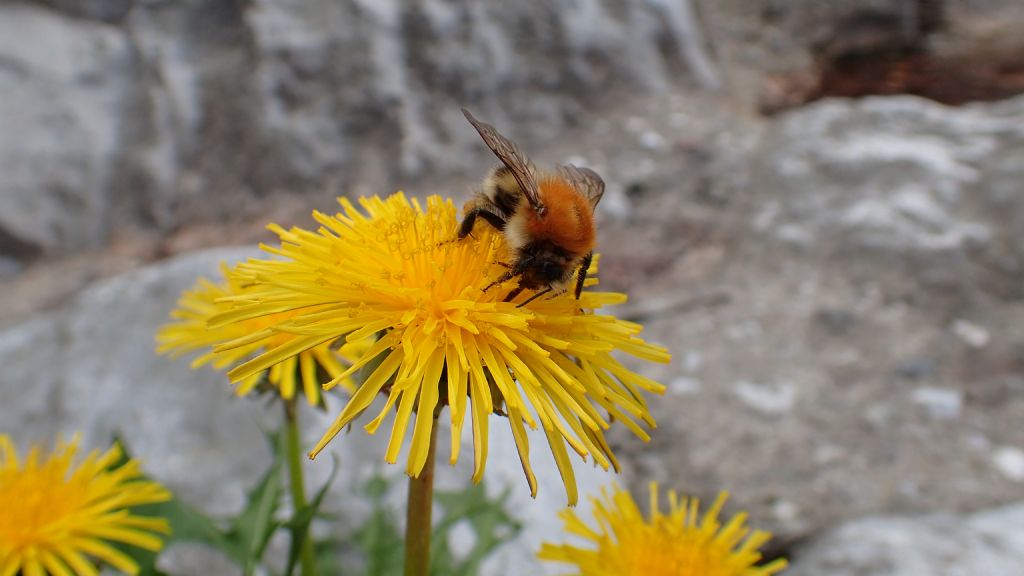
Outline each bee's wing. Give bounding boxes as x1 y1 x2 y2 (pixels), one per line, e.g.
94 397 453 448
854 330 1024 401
462 109 544 214
558 164 605 209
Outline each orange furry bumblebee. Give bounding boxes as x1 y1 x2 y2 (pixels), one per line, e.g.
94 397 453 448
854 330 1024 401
459 109 604 306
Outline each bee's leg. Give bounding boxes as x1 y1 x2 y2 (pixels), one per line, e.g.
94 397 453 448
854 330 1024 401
483 268 517 293
485 254 532 293
516 286 552 307
574 251 594 299
458 208 506 239
504 285 527 303
545 287 568 301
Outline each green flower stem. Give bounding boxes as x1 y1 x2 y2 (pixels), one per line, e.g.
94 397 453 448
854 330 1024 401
405 415 440 576
284 398 318 576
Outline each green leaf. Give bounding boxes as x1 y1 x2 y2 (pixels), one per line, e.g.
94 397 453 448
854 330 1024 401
350 474 522 576
283 455 340 576
431 482 522 576
151 497 232 547
224 431 286 575
352 475 405 576
314 534 351 576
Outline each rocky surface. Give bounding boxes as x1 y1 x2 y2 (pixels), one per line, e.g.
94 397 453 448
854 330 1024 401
0 0 717 258
600 95 1024 547
705 0 1024 111
5 0 1024 261
787 503 1024 575
0 5 135 256
751 96 1024 258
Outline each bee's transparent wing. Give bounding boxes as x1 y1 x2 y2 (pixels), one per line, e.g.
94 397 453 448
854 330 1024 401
462 108 544 213
558 164 604 209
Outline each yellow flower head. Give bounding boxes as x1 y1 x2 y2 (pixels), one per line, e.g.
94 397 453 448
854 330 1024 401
157 263 364 405
213 193 670 504
0 435 171 576
538 483 788 576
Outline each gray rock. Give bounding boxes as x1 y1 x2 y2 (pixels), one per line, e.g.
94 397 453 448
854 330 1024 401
3 0 718 259
739 95 1024 312
630 232 1024 546
0 4 135 254
814 307 856 335
242 0 718 181
911 386 963 421
752 96 1024 255
33 0 135 23
787 503 1024 576
733 380 796 415
894 356 935 381
992 447 1024 483
0 256 22 279
609 95 1024 550
951 318 991 348
704 0 1024 110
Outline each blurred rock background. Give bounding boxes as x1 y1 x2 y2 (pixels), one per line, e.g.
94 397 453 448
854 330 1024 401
2 0 1023 574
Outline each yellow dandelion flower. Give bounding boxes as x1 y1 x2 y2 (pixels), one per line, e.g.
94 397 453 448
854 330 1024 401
157 263 364 405
0 435 171 576
538 483 788 576
212 193 670 505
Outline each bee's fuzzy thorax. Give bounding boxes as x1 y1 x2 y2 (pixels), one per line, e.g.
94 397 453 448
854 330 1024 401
523 177 595 258
459 108 605 300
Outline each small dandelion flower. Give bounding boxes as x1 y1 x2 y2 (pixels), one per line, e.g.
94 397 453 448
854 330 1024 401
157 263 364 405
212 193 670 504
0 435 171 576
538 483 788 576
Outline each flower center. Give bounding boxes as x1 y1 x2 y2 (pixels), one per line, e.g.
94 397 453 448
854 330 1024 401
0 468 82 546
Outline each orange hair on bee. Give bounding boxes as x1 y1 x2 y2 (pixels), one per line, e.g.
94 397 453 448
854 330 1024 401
526 177 596 257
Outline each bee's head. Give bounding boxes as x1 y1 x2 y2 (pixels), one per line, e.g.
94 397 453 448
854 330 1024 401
516 242 573 289
535 259 565 284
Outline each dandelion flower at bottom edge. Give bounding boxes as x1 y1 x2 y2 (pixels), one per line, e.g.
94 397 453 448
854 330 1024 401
0 435 171 576
538 483 788 576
